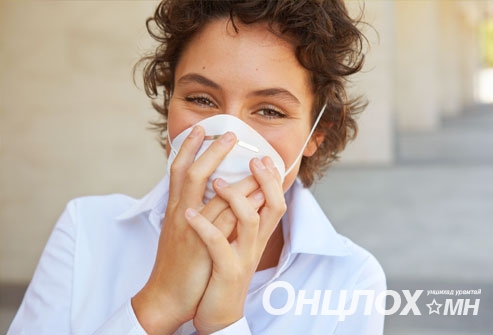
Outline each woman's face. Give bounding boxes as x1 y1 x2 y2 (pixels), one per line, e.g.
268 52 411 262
167 17 319 191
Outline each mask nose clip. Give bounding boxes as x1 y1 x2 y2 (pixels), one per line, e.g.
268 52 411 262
204 134 259 153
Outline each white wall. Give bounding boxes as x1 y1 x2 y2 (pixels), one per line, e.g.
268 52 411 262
394 0 441 132
341 0 396 165
0 0 164 282
438 0 463 118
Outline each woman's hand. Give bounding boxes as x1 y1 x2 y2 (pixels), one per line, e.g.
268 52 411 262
186 156 287 334
132 126 243 334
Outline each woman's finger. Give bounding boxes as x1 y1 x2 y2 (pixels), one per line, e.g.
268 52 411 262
179 132 237 204
212 188 265 240
168 125 205 206
185 208 234 274
250 156 287 248
213 179 265 258
201 175 259 223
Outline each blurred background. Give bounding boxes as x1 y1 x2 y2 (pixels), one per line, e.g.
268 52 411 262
1 0 492 333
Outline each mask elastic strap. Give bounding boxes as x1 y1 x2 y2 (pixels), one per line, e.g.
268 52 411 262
284 104 327 177
167 132 178 157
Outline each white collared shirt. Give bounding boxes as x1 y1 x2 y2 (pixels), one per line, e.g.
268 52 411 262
9 176 386 335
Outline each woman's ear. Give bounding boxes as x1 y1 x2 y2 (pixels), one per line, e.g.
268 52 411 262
303 131 325 157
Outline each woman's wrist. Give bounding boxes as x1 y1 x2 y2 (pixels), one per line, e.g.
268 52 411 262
194 315 243 335
131 286 189 334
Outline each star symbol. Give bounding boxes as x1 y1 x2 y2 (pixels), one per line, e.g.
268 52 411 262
426 299 442 315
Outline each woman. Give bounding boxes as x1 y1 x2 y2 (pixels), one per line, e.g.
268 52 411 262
9 0 386 334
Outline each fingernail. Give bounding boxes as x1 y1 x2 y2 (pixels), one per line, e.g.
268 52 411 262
253 158 266 170
185 208 198 219
189 126 202 138
253 190 264 202
215 178 229 188
220 132 235 144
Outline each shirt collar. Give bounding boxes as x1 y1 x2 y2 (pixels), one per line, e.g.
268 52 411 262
281 178 351 257
115 174 170 225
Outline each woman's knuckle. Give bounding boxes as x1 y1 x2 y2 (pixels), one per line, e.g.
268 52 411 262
275 199 287 214
206 230 222 245
185 166 203 183
170 160 185 174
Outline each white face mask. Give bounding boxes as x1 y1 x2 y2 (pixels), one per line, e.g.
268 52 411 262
167 105 326 202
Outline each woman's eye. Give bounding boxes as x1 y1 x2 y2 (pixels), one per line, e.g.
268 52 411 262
185 96 216 108
257 108 286 119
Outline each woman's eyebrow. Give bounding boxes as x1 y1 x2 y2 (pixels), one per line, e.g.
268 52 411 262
247 88 300 106
176 72 300 105
176 73 221 90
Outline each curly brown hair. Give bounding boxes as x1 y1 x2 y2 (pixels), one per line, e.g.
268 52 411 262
137 0 367 187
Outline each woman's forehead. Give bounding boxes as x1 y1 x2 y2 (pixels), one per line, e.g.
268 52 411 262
174 17 313 103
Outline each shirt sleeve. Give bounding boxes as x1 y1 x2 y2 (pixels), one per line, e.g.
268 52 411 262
94 304 250 335
209 317 252 335
94 302 249 335
93 300 147 335
8 202 77 335
7 200 148 335
334 253 387 335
